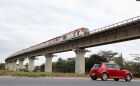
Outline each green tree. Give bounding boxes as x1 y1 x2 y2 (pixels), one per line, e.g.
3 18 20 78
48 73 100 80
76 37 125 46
124 61 135 72
114 53 124 68
131 54 140 74
66 58 75 73
25 63 28 70
40 64 45 72
34 66 40 72
123 54 140 77
98 50 118 62
85 54 107 73
53 58 67 72
0 63 5 70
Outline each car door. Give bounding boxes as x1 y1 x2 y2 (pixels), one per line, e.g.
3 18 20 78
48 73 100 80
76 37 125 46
113 64 124 78
106 64 116 78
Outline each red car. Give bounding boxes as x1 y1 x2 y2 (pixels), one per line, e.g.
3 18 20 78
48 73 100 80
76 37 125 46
90 62 133 81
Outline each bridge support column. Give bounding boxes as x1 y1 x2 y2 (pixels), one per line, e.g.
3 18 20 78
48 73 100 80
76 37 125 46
28 57 35 72
11 60 17 71
7 62 9 70
5 62 8 70
74 48 89 74
45 54 54 73
8 62 12 70
19 58 24 70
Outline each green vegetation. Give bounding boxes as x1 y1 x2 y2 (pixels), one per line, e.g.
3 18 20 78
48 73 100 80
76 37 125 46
85 54 107 73
0 63 5 70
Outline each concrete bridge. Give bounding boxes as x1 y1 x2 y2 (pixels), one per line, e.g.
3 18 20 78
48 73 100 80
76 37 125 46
5 16 140 74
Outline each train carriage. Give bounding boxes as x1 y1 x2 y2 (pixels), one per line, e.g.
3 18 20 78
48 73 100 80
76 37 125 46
10 28 90 57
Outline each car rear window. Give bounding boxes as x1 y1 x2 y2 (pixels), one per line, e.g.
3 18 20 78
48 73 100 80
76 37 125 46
93 64 101 68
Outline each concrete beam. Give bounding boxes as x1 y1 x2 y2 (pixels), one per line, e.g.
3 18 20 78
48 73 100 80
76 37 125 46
74 48 89 74
28 57 36 72
45 54 54 72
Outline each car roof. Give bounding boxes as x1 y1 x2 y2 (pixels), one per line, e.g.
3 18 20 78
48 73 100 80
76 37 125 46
95 62 116 64
102 62 116 64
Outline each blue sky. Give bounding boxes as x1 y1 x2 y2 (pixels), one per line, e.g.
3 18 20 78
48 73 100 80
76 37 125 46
0 0 140 65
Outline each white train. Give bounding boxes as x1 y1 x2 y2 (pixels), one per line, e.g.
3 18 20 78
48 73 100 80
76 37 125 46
8 28 90 58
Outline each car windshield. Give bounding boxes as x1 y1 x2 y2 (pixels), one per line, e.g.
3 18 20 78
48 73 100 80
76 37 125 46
93 64 101 68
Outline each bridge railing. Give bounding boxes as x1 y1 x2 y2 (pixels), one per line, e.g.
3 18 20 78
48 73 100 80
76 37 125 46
90 16 140 34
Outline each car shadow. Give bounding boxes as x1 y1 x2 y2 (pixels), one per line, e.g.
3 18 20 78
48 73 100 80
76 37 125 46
90 79 132 82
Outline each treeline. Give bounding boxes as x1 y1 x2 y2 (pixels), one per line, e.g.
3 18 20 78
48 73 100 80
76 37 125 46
40 58 75 73
0 63 5 70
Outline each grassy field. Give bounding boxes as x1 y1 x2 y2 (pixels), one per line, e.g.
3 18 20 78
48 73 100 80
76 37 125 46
0 70 88 78
0 70 140 80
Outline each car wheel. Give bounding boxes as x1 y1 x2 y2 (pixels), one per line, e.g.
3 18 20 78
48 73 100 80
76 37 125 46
114 78 119 81
101 73 108 81
125 74 132 82
91 76 97 80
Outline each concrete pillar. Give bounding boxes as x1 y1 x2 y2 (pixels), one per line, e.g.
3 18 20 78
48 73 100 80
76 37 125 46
8 62 12 70
18 58 24 70
45 54 53 72
11 60 17 71
5 62 8 70
28 57 35 72
74 48 89 74
7 62 9 70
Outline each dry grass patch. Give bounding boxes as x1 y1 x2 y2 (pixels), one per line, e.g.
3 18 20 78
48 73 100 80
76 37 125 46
0 70 88 78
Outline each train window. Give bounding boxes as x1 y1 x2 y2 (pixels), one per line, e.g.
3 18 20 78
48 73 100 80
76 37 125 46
77 31 80 35
75 31 79 36
67 33 74 39
74 32 76 36
67 34 70 39
71 33 74 38
63 36 64 39
84 28 89 32
59 37 62 41
79 30 83 35
55 39 58 41
63 36 67 40
58 38 60 41
52 40 55 43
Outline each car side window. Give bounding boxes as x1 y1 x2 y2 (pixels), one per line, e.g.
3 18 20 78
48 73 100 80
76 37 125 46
113 64 121 69
105 64 113 68
93 64 101 68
